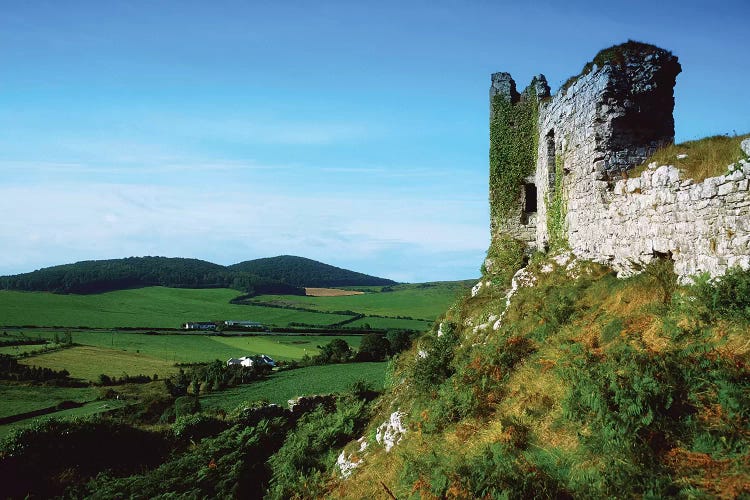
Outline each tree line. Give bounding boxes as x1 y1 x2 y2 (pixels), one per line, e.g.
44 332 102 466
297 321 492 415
0 257 304 295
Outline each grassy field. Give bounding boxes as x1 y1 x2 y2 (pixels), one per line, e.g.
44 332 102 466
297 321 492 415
0 385 101 419
0 399 131 442
199 362 388 410
14 331 363 365
0 281 472 333
0 287 353 328
248 281 473 320
346 317 431 330
18 346 179 381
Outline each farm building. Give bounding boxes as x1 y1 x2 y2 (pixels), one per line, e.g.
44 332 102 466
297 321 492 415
224 320 264 328
182 322 217 330
226 355 276 368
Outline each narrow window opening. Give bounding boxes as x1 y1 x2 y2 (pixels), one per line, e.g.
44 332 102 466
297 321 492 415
546 130 556 190
524 183 537 213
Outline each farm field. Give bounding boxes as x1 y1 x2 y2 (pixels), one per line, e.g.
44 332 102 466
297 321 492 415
248 281 473 320
14 331 362 366
18 345 179 381
346 316 431 330
0 287 353 329
0 385 100 419
0 281 472 334
199 362 388 410
0 399 131 442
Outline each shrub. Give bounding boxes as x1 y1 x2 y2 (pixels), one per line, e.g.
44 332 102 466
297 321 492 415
174 395 200 418
483 235 526 288
266 394 372 499
1 419 170 498
410 322 460 390
173 413 227 442
356 333 391 361
692 266 750 323
87 418 290 499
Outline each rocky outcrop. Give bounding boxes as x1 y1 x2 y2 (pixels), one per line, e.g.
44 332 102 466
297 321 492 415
375 411 407 452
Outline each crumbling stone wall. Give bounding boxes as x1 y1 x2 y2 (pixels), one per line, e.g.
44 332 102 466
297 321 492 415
491 41 750 280
572 160 750 279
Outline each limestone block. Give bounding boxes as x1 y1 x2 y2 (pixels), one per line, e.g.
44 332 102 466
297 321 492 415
626 178 641 193
718 182 736 196
702 178 719 198
727 168 745 181
652 166 672 187
741 138 750 157
667 167 681 185
739 179 749 191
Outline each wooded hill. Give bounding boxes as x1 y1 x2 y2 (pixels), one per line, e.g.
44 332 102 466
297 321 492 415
229 255 396 288
0 255 395 295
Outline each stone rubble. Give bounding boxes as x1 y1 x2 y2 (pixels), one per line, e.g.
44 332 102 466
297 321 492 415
376 411 407 452
337 437 368 478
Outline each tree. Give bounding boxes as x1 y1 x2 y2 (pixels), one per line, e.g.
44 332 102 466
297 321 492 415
316 339 353 363
356 333 390 362
386 330 412 354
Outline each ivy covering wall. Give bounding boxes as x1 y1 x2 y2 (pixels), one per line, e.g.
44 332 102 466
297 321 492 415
547 153 568 249
489 88 539 225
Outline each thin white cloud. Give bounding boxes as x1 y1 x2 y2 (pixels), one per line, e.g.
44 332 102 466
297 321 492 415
0 181 488 280
141 115 372 146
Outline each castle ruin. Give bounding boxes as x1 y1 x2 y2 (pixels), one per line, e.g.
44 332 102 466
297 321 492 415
490 41 750 280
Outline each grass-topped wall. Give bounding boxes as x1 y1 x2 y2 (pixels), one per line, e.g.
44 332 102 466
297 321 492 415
489 87 538 225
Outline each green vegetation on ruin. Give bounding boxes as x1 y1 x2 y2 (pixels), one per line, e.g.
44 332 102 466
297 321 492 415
633 132 750 182
559 40 671 94
547 152 568 249
489 84 539 222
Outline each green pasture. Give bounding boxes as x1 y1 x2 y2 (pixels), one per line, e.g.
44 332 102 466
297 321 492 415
0 288 353 329
0 399 130 442
14 330 361 368
199 362 388 410
18 346 179 381
249 281 472 320
347 317 431 330
0 385 100 419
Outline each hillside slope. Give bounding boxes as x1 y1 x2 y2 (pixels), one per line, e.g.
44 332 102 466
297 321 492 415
328 250 750 498
0 255 397 294
0 257 303 295
228 255 397 288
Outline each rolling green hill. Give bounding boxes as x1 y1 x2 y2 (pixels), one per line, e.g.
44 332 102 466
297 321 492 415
0 280 471 330
0 255 397 295
228 255 397 287
0 257 303 296
0 287 353 329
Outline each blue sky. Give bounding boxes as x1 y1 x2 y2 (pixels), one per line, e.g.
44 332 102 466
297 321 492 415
1 0 748 282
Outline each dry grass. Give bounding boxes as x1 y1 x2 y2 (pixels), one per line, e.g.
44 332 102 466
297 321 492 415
304 287 365 297
633 133 749 182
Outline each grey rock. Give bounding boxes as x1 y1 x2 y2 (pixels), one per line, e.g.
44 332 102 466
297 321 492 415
742 138 750 157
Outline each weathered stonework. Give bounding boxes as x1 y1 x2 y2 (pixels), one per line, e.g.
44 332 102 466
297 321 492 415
491 42 750 280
